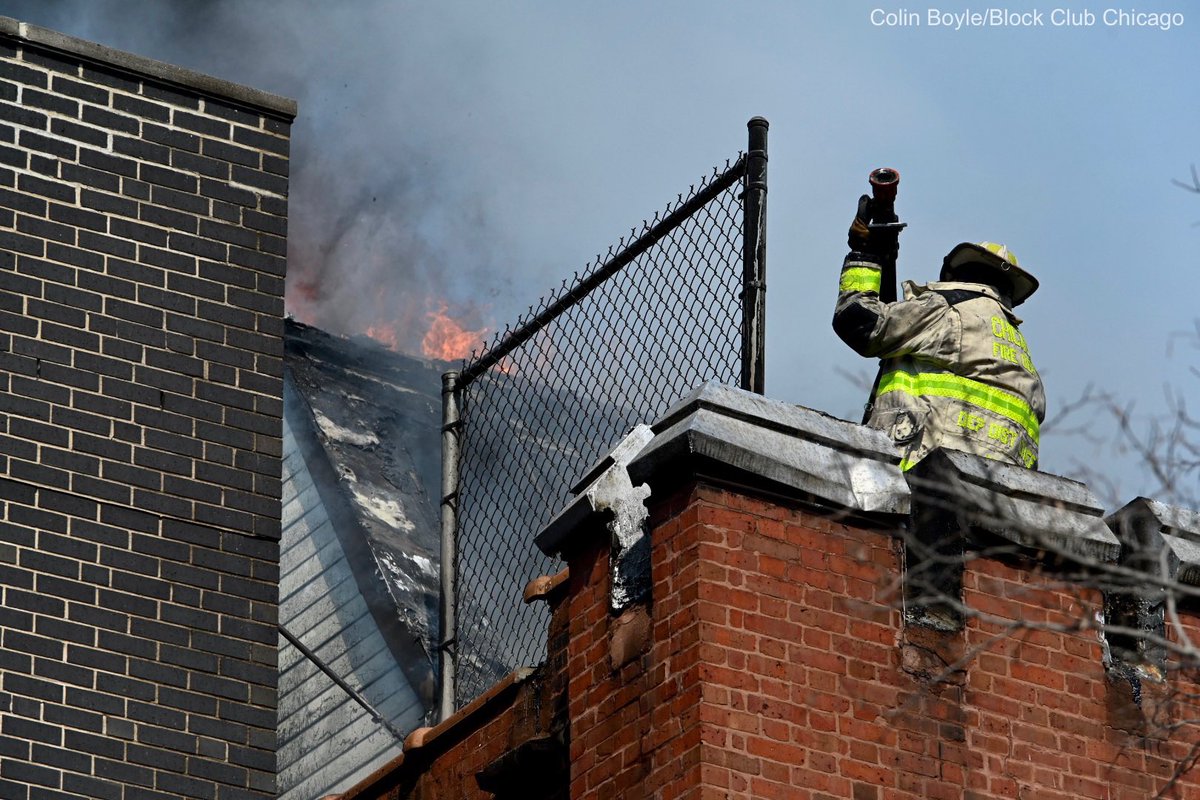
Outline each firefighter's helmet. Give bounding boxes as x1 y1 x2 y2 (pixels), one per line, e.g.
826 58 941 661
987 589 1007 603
941 241 1039 306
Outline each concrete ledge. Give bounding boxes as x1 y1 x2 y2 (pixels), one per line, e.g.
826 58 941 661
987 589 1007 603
1108 498 1200 586
908 449 1119 564
0 16 297 119
626 382 910 519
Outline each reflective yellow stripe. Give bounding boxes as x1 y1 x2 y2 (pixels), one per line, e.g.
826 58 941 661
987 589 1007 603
876 370 1040 445
840 266 881 294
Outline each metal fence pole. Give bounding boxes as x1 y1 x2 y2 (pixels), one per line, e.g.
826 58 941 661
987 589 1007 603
741 116 769 395
438 371 461 721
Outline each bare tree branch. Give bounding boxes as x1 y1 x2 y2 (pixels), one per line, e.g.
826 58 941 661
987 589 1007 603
1172 163 1200 194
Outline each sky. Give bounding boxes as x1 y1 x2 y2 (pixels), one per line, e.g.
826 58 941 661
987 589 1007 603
3 0 1198 505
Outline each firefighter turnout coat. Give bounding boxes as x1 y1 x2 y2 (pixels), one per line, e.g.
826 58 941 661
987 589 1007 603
834 254 1045 471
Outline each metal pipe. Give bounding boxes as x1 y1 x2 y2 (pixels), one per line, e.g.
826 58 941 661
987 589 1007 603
437 370 461 721
278 623 407 742
459 157 747 388
741 116 769 395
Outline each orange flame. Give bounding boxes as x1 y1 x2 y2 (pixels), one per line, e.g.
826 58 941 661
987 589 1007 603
422 303 488 361
495 355 518 376
365 322 401 351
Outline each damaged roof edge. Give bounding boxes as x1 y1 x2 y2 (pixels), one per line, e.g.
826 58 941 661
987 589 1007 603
284 374 436 712
0 16 297 120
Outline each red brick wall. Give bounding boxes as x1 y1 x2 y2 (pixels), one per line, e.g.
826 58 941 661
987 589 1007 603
346 479 1200 799
958 559 1200 800
566 492 707 798
569 482 1200 799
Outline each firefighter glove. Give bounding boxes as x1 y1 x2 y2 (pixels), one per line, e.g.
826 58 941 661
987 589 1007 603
847 194 875 253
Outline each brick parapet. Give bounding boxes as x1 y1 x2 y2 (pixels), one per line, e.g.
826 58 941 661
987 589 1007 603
0 17 296 121
336 390 1200 800
0 22 292 800
628 482 1200 799
337 381 1200 798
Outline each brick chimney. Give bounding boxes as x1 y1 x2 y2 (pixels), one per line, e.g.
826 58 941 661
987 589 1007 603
339 383 1200 799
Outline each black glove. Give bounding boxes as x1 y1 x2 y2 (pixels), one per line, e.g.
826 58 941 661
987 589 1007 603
847 194 875 253
848 194 900 260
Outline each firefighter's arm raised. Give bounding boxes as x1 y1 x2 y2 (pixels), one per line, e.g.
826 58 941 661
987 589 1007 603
833 253 958 362
834 194 956 362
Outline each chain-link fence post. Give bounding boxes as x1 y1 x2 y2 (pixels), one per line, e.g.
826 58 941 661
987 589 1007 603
741 116 769 394
437 370 461 722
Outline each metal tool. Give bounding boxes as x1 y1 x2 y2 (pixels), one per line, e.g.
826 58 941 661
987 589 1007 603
866 167 906 303
861 167 906 423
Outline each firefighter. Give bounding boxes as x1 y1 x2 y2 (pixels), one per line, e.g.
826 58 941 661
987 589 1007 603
833 197 1045 472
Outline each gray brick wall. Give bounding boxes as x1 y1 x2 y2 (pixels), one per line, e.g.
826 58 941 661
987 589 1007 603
0 19 295 800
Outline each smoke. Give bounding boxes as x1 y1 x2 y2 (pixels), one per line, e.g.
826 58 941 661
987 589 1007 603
2 0 513 354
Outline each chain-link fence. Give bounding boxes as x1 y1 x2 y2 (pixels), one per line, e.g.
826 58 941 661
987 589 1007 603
439 119 768 713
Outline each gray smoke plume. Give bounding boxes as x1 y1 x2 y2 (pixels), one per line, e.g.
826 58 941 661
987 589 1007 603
1 0 512 354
